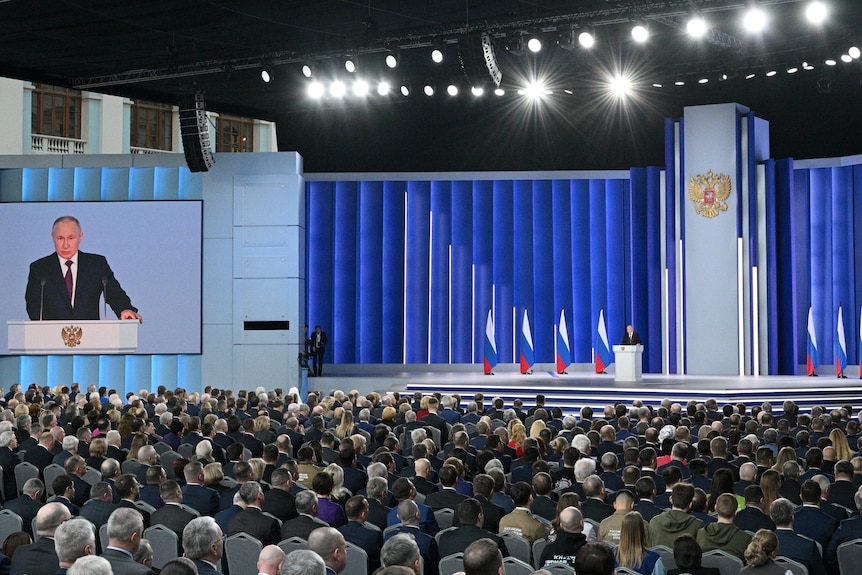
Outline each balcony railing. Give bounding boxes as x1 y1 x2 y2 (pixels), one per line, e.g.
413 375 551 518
131 146 178 155
31 134 87 154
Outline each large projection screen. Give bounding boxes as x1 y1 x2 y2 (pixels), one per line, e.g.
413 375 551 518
0 201 202 355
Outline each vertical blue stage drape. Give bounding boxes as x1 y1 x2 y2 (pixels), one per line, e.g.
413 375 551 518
306 175 663 372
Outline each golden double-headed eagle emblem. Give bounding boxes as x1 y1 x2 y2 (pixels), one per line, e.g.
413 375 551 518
61 325 83 348
689 170 731 218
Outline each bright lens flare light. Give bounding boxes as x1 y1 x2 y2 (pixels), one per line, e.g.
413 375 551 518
687 17 707 38
431 49 443 63
524 80 546 100
850 47 861 59
308 81 324 99
631 25 649 43
578 32 595 48
377 82 391 96
743 8 767 32
610 75 632 97
527 37 542 52
352 80 369 97
330 81 346 98
806 1 827 24
471 86 484 96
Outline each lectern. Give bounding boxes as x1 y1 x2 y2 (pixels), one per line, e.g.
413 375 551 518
612 344 643 382
7 320 138 354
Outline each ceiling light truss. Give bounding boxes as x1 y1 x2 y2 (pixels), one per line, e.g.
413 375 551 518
73 0 822 90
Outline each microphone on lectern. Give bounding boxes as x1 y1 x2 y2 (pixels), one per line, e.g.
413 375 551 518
102 276 107 320
39 277 46 321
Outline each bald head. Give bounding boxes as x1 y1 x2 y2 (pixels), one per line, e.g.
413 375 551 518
258 545 285 575
414 458 430 477
559 507 584 533
36 502 71 537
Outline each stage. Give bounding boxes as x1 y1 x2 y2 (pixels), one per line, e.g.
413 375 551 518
307 364 861 415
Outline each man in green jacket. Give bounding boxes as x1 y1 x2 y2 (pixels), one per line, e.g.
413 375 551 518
649 483 704 548
695 493 752 559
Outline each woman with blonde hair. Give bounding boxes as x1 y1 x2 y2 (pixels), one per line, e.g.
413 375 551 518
508 421 527 457
324 463 352 506
203 462 229 493
615 511 664 574
350 433 367 455
247 458 265 482
739 529 784 573
759 470 781 511
771 446 797 473
128 433 149 461
830 428 854 461
254 415 275 444
529 419 547 439
335 410 357 440
86 437 108 469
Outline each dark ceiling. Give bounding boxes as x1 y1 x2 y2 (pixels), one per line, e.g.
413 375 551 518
2 0 862 171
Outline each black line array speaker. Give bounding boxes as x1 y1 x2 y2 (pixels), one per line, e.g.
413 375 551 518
178 91 215 173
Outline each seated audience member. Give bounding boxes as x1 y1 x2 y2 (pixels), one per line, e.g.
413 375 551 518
770 497 825 574
739 529 784 574
695 493 752 560
338 496 383 574
666 534 719 575
539 506 587 568
437 498 508 559
574 542 617 575
379 534 421 575
497 481 548 544
462 538 503 575
734 485 776 532
648 483 704 548
11 502 70 575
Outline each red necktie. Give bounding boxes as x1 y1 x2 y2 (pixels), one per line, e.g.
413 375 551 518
64 260 73 302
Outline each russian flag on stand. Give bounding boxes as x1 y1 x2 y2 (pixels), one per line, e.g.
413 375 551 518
519 309 535 374
806 306 818 376
595 309 611 374
483 309 497 375
836 305 847 377
556 309 571 374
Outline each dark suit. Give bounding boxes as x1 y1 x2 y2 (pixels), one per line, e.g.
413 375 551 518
734 507 775 532
581 498 615 523
530 495 557 521
24 446 54 477
281 514 328 540
621 331 642 345
634 500 664 522
229 506 282 545
385 525 438 575
423 488 467 511
26 251 137 320
310 329 328 376
0 446 19 502
9 537 58 575
139 485 165 510
117 499 150 528
411 476 439 497
827 479 857 511
215 505 243 535
79 499 116 528
4 495 43 536
438 524 508 560
192 559 222 575
261 488 298 523
793 504 838 551
339 521 382 573
775 528 826 574
366 499 391 531
182 483 220 516
151 503 199 541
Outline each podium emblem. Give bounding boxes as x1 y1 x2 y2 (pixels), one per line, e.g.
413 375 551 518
61 325 83 348
689 170 731 218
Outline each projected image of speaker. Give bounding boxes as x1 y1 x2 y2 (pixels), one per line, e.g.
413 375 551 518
179 91 215 173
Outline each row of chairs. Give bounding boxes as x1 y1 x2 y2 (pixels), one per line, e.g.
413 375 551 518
11 462 101 498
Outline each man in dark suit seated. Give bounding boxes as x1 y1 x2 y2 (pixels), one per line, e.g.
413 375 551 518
53 517 96 575
424 464 467 511
79 482 116 529
384 501 439 575
307 527 346 575
365 476 392 532
24 431 56 477
734 485 775 532
228 481 282 545
115 474 151 528
151 480 199 543
182 461 220 516
793 479 838 552
262 468 298 523
778 460 803 504
139 465 166 510
5 478 45 536
281 489 329 541
770 497 826 574
0 430 20 502
438 498 508 560
338 496 383 574
46 475 80 517
100 507 154 575
633 477 664 522
581 475 614 524
10 502 70 575
827 488 862 570
530 472 557 521
182 516 225 575
827 460 857 511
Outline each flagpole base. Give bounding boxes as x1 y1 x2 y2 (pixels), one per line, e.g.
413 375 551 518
808 373 819 377
838 374 847 378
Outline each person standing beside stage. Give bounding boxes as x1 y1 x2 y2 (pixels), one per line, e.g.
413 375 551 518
25 216 142 322
310 324 328 376
622 325 642 345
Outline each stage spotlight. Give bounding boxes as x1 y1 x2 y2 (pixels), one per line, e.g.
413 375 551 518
431 48 444 63
652 83 663 88
687 17 707 38
787 66 799 74
330 81 346 98
611 75 632 96
805 1 827 24
802 62 815 70
308 81 324 99
261 69 273 83
825 58 837 66
494 88 505 96
525 80 546 100
301 64 313 78
471 85 484 96
345 58 356 73
424 84 435 96
766 69 777 77
850 47 861 59
352 79 369 97
385 53 398 68
841 54 853 63
745 73 756 79
527 36 542 53
743 8 767 33
400 84 411 96
698 77 709 84
579 30 595 48
631 24 649 43
377 82 391 96
674 80 685 86
447 84 458 96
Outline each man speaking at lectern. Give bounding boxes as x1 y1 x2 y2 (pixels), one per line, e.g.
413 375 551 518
621 325 641 346
25 216 143 322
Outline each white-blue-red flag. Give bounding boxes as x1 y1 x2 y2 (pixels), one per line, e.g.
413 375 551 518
595 309 611 374
807 306 818 376
836 305 847 377
556 309 571 374
483 309 497 375
519 309 535 374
